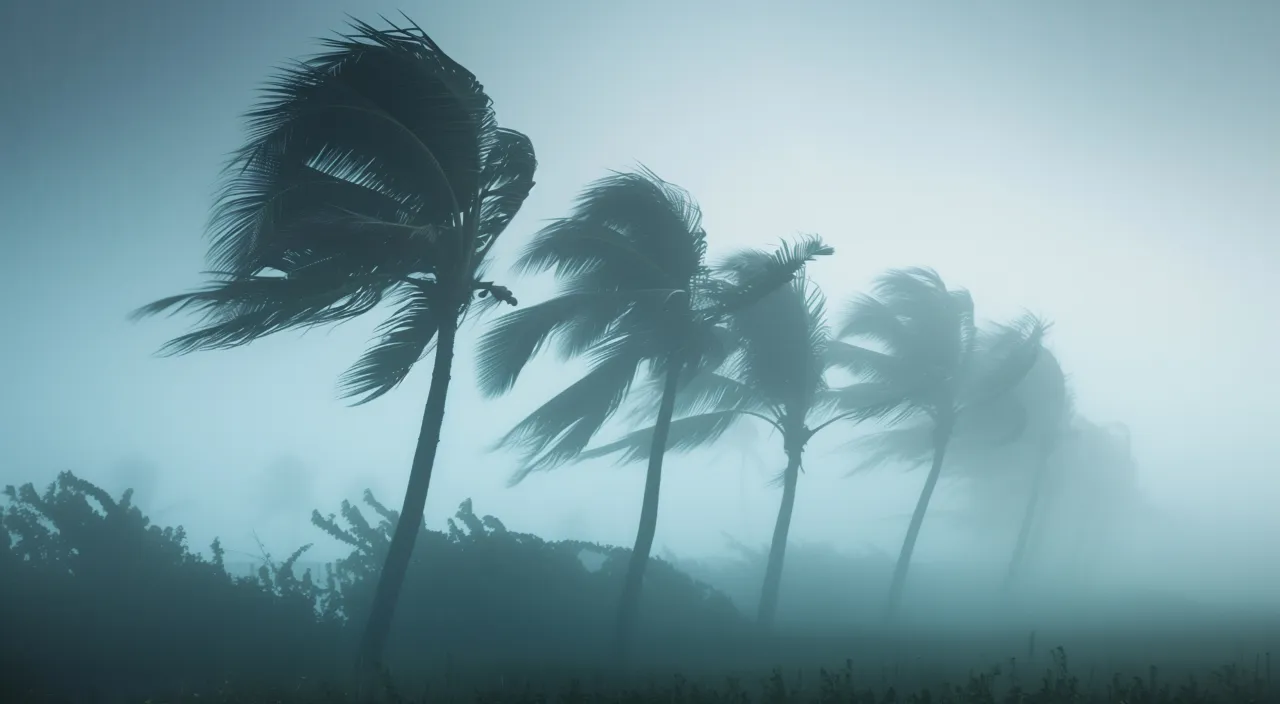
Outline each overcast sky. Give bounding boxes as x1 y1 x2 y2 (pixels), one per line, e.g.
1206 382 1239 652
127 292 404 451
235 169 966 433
2 0 1277 591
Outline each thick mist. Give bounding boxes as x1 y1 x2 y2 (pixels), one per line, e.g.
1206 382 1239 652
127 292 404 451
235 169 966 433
2 0 1278 691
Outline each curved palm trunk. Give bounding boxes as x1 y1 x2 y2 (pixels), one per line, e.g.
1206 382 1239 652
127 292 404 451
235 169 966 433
357 314 458 679
1003 440 1054 592
613 361 682 666
885 413 954 620
756 446 803 627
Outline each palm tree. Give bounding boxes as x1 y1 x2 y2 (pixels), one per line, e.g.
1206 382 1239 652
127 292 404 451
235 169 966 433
826 268 1046 619
129 17 537 674
575 259 875 627
474 168 832 661
845 348 1072 591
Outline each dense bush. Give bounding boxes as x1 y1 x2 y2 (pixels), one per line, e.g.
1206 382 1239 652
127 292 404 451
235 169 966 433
0 472 343 699
0 472 748 699
2 472 1276 704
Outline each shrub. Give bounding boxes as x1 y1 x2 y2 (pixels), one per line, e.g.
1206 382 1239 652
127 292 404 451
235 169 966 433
0 472 749 697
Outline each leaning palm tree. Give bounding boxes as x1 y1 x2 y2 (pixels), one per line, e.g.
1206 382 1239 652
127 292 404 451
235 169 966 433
827 268 1046 619
575 260 876 628
846 347 1072 591
129 17 537 673
475 169 832 661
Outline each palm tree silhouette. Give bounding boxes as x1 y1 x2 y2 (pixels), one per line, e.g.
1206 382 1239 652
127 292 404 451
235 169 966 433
845 346 1071 591
475 168 832 661
575 258 873 627
826 268 1047 620
130 16 537 674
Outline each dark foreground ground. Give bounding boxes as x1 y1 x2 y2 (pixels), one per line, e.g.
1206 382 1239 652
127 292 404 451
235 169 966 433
5 627 1275 704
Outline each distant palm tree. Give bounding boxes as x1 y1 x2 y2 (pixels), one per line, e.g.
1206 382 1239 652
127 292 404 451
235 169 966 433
846 347 1071 590
827 268 1046 619
475 169 832 661
576 260 874 627
129 17 537 674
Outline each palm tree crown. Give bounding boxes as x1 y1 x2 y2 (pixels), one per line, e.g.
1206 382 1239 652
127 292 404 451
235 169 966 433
133 17 535 400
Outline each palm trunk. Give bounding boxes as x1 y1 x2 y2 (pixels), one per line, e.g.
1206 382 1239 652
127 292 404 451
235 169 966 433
612 361 682 666
756 446 803 627
885 412 954 620
1004 440 1053 592
357 314 458 680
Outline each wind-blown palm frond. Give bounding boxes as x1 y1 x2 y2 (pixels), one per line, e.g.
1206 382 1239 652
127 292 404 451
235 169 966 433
577 410 745 464
337 284 438 404
495 338 646 484
129 272 391 356
513 167 707 289
704 235 834 316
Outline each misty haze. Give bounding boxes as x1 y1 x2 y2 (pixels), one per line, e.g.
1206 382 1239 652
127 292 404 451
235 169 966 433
2 1 1277 702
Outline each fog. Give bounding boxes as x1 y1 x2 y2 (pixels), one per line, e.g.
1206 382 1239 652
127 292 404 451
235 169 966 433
2 0 1278 651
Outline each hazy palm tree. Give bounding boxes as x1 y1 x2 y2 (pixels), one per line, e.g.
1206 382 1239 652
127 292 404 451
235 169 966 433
575 260 876 627
129 17 537 673
826 268 1046 619
845 348 1071 590
475 169 832 661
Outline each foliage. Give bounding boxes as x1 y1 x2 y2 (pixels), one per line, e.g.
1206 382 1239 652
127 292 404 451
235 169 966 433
130 17 536 397
0 472 342 699
0 472 746 699
476 168 832 480
309 491 747 663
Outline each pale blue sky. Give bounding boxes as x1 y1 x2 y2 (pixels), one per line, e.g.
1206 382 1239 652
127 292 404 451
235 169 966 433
1 1 1277 598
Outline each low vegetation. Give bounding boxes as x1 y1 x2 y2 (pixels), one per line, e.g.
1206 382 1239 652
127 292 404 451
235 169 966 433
2 471 1275 703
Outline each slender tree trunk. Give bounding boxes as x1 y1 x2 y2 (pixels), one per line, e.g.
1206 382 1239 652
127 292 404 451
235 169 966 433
357 314 459 683
612 361 682 666
885 413 954 621
756 446 803 627
1004 440 1053 592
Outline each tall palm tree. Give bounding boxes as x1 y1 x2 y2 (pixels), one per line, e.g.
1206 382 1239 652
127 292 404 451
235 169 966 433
129 17 537 673
845 348 1072 590
575 260 876 628
826 268 1046 619
474 169 832 661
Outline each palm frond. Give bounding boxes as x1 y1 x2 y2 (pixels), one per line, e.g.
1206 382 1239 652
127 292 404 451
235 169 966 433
495 338 645 483
129 272 390 356
843 422 934 474
514 168 707 291
958 313 1050 411
577 410 746 465
337 284 438 404
475 288 685 398
473 127 537 258
829 381 918 425
704 234 833 316
824 339 915 386
212 17 496 275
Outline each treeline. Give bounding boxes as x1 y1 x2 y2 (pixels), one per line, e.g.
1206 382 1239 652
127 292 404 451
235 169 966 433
0 472 748 700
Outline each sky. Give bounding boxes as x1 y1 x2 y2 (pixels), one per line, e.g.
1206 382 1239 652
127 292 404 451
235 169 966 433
1 0 1278 599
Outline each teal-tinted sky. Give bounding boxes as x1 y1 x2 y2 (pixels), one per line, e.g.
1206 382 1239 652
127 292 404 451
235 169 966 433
2 1 1277 597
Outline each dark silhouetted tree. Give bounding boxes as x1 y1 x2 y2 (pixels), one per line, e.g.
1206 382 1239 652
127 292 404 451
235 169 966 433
129 16 537 676
475 168 831 662
826 268 1046 619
